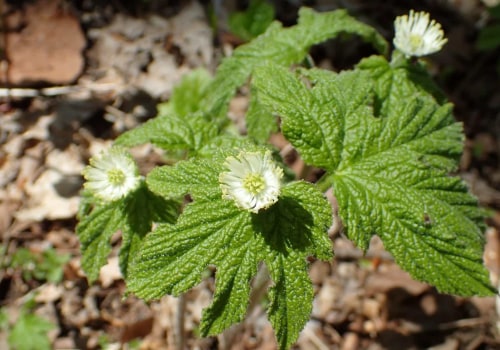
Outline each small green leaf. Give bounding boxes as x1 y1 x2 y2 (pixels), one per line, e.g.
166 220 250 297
157 69 213 117
357 55 447 108
36 249 70 283
76 201 123 282
8 313 54 350
228 0 275 41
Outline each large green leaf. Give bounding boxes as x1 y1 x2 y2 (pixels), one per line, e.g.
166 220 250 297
129 153 332 349
253 62 493 296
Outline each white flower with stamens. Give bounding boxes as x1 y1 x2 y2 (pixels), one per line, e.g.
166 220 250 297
219 151 283 213
393 10 447 57
83 147 141 202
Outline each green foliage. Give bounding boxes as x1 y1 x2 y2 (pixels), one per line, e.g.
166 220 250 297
115 69 217 154
115 112 218 155
9 314 54 350
0 308 8 330
246 87 277 143
129 150 332 349
157 69 213 117
228 0 275 41
204 8 388 117
77 6 494 349
252 61 492 296
477 5 500 51
9 247 70 283
76 183 179 282
5 296 55 350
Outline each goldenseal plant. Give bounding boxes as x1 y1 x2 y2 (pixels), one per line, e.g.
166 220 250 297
77 8 495 350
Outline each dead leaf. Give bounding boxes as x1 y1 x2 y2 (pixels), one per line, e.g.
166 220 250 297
99 257 122 288
4 0 85 85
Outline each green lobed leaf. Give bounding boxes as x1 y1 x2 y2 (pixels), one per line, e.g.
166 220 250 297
130 156 332 349
128 198 250 299
253 64 373 172
204 8 388 116
114 113 218 153
259 182 333 349
254 61 493 296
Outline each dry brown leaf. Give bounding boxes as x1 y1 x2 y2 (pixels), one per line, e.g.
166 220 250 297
4 0 85 85
99 257 123 288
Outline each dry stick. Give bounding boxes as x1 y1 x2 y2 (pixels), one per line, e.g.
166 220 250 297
0 0 9 103
0 83 118 98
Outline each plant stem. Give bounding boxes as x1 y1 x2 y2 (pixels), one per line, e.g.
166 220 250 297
175 294 186 350
315 173 334 193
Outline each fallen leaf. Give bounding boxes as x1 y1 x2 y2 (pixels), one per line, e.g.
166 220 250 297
4 0 85 85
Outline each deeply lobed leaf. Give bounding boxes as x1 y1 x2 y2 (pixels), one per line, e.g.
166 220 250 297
253 61 493 296
129 155 332 349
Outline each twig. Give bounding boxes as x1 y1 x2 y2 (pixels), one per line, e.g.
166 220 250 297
0 82 118 98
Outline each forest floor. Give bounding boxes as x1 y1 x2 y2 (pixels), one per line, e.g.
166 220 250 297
1 0 500 349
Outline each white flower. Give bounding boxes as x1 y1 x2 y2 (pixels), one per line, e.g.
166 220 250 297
393 10 447 57
83 147 141 201
219 151 283 213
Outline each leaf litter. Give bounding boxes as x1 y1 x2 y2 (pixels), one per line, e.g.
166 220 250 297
0 0 499 349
